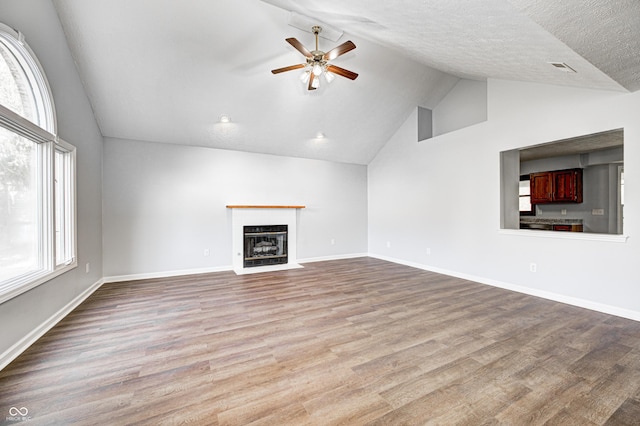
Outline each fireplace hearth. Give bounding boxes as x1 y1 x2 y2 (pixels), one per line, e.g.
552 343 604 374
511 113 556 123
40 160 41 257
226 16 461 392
243 225 288 268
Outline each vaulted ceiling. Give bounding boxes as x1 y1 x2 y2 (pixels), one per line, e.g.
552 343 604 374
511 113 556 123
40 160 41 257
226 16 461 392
52 0 640 165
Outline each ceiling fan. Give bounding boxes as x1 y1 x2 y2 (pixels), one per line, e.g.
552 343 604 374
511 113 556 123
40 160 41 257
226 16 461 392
271 26 358 91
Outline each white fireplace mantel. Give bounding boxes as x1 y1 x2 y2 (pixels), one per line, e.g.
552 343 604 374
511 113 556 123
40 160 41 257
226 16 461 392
226 205 305 209
227 205 305 275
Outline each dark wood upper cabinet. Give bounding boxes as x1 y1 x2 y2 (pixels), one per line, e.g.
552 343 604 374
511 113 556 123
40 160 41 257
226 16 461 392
530 168 583 204
530 172 552 204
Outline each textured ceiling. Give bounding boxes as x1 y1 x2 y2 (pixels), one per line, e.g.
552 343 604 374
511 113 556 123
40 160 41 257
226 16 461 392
261 0 630 91
519 128 623 162
507 0 640 92
51 0 638 165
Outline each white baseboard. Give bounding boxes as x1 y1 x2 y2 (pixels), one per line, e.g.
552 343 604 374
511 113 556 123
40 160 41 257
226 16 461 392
0 278 105 371
299 253 369 264
369 253 640 322
104 265 233 283
104 254 370 282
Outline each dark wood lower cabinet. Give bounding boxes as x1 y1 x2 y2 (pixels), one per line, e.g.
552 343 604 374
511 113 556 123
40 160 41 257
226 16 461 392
553 224 583 232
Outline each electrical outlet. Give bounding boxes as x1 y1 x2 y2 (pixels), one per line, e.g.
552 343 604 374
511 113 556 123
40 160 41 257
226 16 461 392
386 241 391 248
204 249 210 256
561 209 567 215
426 248 431 255
331 239 335 245
85 263 90 273
529 263 537 273
592 208 605 216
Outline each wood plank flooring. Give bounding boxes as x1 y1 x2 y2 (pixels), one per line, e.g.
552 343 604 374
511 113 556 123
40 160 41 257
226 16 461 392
1 257 640 425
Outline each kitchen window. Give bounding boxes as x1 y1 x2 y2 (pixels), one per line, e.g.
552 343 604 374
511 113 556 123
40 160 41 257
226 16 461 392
0 23 76 303
519 175 534 216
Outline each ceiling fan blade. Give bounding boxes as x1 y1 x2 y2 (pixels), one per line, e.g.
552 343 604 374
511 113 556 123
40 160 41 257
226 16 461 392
323 41 356 61
271 64 306 74
326 64 359 80
286 38 313 58
308 72 317 90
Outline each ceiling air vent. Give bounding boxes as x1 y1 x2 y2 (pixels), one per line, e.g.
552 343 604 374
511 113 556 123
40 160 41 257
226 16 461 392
549 62 577 73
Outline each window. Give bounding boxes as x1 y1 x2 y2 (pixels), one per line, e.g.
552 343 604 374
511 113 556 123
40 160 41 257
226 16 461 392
618 166 624 235
55 143 76 267
620 168 624 206
519 175 534 216
0 23 76 303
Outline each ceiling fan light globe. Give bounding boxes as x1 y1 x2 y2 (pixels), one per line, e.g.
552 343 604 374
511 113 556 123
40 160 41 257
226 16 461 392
300 70 310 83
312 63 323 76
324 71 335 83
311 77 320 89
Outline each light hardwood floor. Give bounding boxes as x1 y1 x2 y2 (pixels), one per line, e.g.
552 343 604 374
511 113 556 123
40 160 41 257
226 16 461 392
1 258 639 425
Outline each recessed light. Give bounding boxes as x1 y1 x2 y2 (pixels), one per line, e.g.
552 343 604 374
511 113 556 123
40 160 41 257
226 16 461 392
315 132 325 139
219 115 231 123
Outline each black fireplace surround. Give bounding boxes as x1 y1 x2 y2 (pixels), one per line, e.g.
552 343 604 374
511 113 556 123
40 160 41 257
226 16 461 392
243 225 288 268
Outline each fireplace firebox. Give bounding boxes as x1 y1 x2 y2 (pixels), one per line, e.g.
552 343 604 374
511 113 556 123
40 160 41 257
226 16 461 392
243 225 288 268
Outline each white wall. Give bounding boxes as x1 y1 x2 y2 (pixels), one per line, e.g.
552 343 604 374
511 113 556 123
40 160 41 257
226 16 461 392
433 78 487 136
103 138 368 279
0 0 104 362
369 79 640 319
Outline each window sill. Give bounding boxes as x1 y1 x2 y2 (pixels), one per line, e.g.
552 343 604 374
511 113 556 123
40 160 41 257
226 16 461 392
0 261 78 305
498 229 628 243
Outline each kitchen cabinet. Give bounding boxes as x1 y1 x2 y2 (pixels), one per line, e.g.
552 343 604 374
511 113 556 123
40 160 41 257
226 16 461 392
530 168 582 204
520 219 584 232
552 224 583 232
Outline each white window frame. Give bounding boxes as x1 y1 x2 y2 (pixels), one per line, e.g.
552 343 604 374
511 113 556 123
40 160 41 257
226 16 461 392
0 24 77 304
54 139 77 268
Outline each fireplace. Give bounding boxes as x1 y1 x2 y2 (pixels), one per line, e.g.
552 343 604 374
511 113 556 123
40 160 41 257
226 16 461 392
243 225 288 268
228 205 303 274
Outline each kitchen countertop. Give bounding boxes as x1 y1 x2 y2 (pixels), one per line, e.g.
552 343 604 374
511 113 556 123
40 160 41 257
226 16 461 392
520 218 583 225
